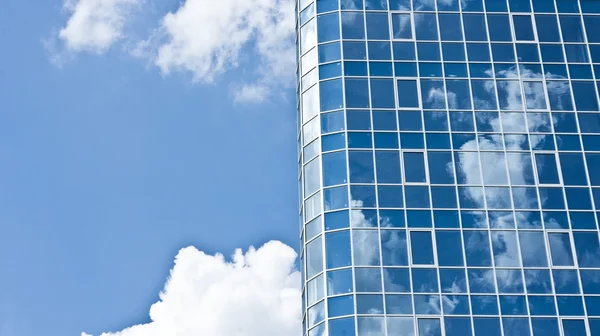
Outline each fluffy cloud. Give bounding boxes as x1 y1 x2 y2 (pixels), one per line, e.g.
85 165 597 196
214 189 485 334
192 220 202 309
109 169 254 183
82 241 301 336
58 0 142 53
56 0 296 101
146 0 296 100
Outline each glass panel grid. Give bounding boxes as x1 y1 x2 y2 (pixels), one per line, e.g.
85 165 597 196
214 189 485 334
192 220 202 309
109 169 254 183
297 0 600 335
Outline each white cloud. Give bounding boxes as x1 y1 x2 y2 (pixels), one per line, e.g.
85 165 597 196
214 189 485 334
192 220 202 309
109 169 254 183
54 0 296 102
58 0 142 53
82 241 301 336
145 0 295 92
233 84 270 103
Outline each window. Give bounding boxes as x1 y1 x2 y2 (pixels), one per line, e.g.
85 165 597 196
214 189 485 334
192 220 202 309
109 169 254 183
436 231 464 266
535 153 560 184
562 319 586 336
464 231 492 266
535 15 561 42
463 14 488 41
418 318 442 336
397 80 420 108
366 12 389 40
403 152 427 183
548 232 575 267
513 15 536 41
349 151 374 183
439 13 463 40
560 15 585 42
487 14 513 41
381 230 409 266
391 13 413 40
353 230 381 266
341 12 365 39
410 231 435 265
414 13 438 40
573 232 600 267
325 230 352 269
317 12 340 43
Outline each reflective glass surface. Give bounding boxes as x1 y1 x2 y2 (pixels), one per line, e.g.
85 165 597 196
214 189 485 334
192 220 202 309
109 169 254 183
298 0 600 335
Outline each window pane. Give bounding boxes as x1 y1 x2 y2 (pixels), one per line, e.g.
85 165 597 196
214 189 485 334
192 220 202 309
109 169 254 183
514 15 535 40
398 80 420 108
573 231 600 267
519 231 549 267
436 231 464 266
392 13 413 39
341 12 365 39
464 231 492 266
548 233 575 266
411 231 435 265
563 320 586 336
418 318 442 336
325 230 352 269
535 154 560 184
404 152 427 183
415 13 438 40
381 230 409 266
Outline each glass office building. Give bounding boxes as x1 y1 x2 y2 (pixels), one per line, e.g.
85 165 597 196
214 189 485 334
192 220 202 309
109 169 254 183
296 0 600 335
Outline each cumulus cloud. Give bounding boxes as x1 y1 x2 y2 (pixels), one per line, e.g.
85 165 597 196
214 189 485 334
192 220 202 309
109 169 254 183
58 0 142 53
140 0 296 100
54 0 296 102
82 241 301 336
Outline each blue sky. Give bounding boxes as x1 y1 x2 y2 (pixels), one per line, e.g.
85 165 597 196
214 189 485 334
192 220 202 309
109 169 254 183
0 1 300 335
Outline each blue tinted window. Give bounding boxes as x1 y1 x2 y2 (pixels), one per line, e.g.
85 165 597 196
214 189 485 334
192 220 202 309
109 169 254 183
560 15 585 42
325 230 351 268
573 231 600 267
463 14 488 41
563 320 586 336
411 231 435 265
585 16 600 42
340 0 362 9
464 231 492 266
320 79 343 111
328 295 354 317
418 318 442 336
514 15 535 41
439 14 463 41
488 14 512 41
319 42 341 63
536 15 561 42
345 78 370 108
415 13 438 40
368 41 391 60
376 151 401 183
417 42 441 61
317 13 340 43
397 80 419 108
445 317 472 336
381 231 408 266
393 42 416 60
404 152 427 183
436 231 464 266
341 12 364 39
531 318 560 336
559 153 588 186
366 13 389 40
344 41 366 60
548 232 575 266
328 317 355 334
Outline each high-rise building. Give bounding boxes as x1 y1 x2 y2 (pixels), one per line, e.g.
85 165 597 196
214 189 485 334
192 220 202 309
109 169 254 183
296 0 600 335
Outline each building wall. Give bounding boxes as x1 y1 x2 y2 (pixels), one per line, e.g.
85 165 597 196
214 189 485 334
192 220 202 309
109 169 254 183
297 0 600 335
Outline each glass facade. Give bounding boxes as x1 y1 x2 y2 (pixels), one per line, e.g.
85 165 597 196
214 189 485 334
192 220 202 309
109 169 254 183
296 0 600 335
